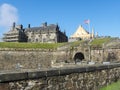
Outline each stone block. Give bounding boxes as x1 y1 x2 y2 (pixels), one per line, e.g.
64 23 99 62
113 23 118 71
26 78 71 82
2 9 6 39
28 70 46 79
107 64 115 69
0 72 27 82
86 66 96 72
59 67 86 75
59 68 74 75
46 69 60 77
96 65 108 70
111 63 120 68
74 67 86 73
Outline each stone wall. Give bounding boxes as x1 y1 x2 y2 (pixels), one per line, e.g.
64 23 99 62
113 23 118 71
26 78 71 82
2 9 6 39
71 45 120 63
0 48 68 70
0 47 120 70
91 48 120 62
0 63 120 90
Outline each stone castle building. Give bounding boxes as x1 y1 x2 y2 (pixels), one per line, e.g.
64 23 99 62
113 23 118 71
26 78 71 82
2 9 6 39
3 22 68 43
69 25 94 42
3 23 27 42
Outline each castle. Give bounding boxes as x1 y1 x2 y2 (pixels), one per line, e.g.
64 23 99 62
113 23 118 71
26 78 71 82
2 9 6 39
3 22 96 43
3 22 68 43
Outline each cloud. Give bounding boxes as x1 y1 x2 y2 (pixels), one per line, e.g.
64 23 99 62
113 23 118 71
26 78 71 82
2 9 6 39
0 3 19 28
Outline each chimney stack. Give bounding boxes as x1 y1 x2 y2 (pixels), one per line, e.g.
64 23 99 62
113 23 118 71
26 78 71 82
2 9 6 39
20 24 23 29
13 22 15 28
42 22 47 27
28 24 30 28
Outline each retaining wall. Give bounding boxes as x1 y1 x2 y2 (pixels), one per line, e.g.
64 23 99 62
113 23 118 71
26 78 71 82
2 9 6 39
0 63 120 90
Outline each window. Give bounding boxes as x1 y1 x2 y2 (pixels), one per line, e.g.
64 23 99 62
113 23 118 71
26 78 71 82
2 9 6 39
36 39 38 42
28 39 31 42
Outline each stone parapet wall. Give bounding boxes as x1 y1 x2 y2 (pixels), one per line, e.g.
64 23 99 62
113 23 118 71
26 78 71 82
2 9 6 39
0 63 120 90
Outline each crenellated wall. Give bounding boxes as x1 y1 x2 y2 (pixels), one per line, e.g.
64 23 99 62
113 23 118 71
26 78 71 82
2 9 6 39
0 63 120 90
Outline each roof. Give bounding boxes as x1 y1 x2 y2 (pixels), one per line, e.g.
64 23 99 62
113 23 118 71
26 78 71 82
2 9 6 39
70 25 90 38
25 24 58 33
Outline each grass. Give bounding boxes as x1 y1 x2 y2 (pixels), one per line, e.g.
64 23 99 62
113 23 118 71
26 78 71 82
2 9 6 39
91 38 111 45
90 38 112 48
69 40 84 47
0 38 113 49
0 42 65 49
100 81 120 90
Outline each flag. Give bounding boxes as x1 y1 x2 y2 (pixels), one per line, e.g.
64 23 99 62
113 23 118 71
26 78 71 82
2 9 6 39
84 19 90 24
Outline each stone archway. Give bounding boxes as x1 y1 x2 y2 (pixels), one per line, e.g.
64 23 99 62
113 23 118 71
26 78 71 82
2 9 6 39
74 52 84 64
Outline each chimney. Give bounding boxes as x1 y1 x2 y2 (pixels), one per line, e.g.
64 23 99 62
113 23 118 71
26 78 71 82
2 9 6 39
28 24 30 28
20 24 23 29
42 22 47 27
13 22 15 28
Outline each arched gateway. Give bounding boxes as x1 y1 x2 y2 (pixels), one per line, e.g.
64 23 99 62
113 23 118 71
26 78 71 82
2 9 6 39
74 52 84 64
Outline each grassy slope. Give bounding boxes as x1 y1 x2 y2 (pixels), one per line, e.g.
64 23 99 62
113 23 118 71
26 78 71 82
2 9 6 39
0 38 113 49
67 40 84 47
100 81 120 90
90 38 112 48
0 42 65 49
0 40 84 49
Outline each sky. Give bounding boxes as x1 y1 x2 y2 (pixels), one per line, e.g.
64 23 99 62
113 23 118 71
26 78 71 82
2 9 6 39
0 0 120 41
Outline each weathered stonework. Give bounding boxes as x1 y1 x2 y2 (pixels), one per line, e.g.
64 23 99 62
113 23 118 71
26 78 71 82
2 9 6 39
3 22 68 43
0 49 69 70
91 48 120 62
0 47 120 70
0 63 120 90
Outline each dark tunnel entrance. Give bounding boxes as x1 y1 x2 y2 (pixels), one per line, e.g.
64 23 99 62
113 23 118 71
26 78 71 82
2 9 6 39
74 52 84 64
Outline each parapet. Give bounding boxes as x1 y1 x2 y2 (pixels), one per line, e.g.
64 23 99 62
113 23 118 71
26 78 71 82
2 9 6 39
0 63 120 83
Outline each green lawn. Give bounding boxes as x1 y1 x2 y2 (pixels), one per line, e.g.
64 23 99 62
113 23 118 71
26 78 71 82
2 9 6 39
100 81 120 90
0 38 113 49
0 42 65 49
69 40 83 47
91 38 111 46
0 41 83 49
90 38 112 48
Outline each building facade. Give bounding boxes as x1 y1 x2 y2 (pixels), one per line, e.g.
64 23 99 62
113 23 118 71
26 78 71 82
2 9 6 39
3 22 27 42
3 22 68 43
69 25 94 42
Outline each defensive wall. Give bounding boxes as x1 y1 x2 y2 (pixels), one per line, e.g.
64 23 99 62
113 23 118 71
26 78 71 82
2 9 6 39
0 47 120 70
72 46 120 62
0 48 68 70
0 63 120 90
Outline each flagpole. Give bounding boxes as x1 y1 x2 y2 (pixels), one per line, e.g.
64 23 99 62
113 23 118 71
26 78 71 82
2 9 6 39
88 19 91 39
84 19 91 38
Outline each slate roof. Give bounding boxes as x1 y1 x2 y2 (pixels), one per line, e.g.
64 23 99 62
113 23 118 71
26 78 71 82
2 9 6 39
25 24 58 33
